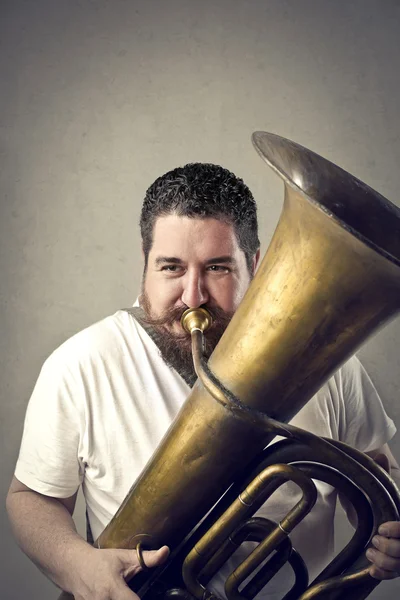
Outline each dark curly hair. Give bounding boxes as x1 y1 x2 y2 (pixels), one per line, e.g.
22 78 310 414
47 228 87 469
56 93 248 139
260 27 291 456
140 163 259 272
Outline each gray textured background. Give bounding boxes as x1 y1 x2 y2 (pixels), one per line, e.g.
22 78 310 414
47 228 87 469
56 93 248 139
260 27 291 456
1 1 400 598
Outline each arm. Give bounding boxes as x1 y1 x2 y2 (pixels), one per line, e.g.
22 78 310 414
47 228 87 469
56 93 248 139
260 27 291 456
339 444 400 580
334 357 400 579
6 476 169 599
363 444 400 580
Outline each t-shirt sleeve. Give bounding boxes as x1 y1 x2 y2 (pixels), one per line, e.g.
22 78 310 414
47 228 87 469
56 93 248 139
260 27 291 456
15 347 85 498
338 355 397 453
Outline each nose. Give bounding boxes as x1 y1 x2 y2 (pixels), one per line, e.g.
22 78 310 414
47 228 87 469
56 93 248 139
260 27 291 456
181 271 209 308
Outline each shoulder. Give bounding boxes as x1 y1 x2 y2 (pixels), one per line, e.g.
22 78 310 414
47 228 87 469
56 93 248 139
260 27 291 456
45 309 141 369
332 354 379 406
304 356 365 415
26 309 149 416
330 355 396 450
324 354 376 427
297 355 377 440
33 310 150 395
326 355 361 402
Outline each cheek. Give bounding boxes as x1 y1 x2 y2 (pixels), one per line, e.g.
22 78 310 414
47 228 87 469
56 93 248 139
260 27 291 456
231 276 251 309
211 279 247 312
145 276 182 308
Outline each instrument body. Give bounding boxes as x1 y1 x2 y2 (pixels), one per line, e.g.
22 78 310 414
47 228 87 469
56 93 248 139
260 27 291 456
59 133 400 600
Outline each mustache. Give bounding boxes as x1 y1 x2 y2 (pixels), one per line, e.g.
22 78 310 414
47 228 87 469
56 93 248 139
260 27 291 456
140 301 233 339
138 293 234 386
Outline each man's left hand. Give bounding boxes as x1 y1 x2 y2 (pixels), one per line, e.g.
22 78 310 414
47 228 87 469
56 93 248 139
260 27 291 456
364 448 400 579
366 522 400 579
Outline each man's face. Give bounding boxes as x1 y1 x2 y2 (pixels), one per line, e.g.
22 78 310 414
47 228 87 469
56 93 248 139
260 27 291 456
140 215 259 385
142 214 257 333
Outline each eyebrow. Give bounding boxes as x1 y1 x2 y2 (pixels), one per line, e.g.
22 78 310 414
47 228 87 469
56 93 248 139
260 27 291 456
155 256 184 266
154 255 237 266
204 256 236 266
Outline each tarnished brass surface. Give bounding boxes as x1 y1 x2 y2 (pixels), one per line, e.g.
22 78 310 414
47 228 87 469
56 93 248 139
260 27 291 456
298 567 372 600
59 133 400 599
182 463 317 600
96 133 400 555
186 313 230 409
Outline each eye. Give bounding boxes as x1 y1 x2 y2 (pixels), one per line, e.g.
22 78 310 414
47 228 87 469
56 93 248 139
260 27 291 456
207 265 230 273
161 265 184 274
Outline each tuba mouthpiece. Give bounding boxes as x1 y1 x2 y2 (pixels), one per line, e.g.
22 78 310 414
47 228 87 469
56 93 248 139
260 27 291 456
181 308 213 334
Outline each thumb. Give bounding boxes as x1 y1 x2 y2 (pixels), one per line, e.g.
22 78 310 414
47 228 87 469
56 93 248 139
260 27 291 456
140 546 170 569
118 545 170 581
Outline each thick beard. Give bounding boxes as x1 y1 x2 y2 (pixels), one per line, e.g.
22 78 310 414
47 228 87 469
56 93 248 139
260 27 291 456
139 290 233 387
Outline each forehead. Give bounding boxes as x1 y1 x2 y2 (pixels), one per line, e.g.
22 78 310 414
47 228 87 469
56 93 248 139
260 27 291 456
150 215 240 258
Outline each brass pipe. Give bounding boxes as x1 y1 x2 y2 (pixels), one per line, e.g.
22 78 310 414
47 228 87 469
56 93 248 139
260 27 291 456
179 314 400 599
182 463 317 600
181 308 229 408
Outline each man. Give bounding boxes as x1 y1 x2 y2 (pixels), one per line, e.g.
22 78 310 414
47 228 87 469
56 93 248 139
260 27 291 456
6 163 400 599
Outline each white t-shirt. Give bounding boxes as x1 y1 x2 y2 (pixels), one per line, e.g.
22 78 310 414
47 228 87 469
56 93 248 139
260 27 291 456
15 309 396 598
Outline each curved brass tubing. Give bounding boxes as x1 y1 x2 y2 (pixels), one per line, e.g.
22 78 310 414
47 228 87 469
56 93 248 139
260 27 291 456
182 463 317 600
180 315 400 600
181 307 230 409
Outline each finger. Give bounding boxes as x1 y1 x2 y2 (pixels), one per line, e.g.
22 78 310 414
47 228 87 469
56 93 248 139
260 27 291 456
372 535 400 558
379 521 400 538
119 546 170 581
141 546 170 569
368 564 399 581
366 548 400 575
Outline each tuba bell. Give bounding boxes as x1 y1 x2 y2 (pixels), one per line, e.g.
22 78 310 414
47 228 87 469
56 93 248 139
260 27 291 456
59 132 400 600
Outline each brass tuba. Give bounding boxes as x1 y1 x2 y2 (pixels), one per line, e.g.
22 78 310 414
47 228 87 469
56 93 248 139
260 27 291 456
60 132 400 600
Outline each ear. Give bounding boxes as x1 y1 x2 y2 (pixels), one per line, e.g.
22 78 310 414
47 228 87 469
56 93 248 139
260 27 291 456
141 245 148 276
252 248 261 275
